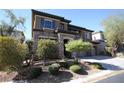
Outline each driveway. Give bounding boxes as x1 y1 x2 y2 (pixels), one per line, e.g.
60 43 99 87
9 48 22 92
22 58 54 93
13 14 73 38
80 56 124 70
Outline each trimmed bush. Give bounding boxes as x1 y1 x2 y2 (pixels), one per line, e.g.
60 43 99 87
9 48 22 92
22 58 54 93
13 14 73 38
27 67 42 79
69 65 82 73
37 39 59 60
48 63 60 75
0 36 28 71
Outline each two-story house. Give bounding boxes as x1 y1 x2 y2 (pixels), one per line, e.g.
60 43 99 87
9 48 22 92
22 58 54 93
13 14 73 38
32 9 99 58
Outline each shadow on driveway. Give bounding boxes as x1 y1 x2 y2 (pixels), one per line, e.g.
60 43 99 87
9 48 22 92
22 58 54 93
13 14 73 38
81 56 113 60
101 63 123 70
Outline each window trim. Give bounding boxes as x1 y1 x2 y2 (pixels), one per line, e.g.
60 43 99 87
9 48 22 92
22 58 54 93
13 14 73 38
43 19 54 30
59 23 65 30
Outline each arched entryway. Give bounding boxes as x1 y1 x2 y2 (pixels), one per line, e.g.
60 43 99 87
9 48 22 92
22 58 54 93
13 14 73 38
63 39 72 58
93 46 98 55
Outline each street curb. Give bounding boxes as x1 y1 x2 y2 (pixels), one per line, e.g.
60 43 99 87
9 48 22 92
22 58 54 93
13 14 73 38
88 70 124 83
81 70 113 83
65 70 124 83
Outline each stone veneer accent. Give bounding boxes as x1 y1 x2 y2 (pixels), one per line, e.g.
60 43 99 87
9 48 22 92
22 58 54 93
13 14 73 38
57 33 75 58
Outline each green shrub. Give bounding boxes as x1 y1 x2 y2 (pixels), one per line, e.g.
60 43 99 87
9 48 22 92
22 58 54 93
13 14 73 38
69 65 82 73
90 63 105 69
0 36 28 71
37 39 59 60
33 54 39 61
59 62 69 69
59 58 69 69
48 63 60 75
27 67 42 79
73 59 79 65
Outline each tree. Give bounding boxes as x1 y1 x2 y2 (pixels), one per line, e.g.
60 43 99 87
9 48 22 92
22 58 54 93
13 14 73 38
65 39 92 59
0 9 25 42
37 39 59 65
102 14 124 56
25 40 34 66
0 36 28 71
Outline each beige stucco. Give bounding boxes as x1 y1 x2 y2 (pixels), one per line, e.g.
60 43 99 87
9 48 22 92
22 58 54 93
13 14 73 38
33 15 68 31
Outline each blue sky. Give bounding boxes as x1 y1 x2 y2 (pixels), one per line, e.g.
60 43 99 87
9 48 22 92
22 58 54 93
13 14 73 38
0 9 124 40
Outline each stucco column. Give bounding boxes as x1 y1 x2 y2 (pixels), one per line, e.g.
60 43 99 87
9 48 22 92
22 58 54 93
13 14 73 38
58 33 64 59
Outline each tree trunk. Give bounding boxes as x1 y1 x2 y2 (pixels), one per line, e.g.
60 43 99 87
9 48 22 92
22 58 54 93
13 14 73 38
111 45 118 57
0 28 3 36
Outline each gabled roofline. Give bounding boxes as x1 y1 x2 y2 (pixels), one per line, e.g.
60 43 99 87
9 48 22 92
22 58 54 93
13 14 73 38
32 9 71 23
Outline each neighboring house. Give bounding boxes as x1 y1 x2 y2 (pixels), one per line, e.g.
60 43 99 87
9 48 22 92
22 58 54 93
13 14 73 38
92 31 106 55
32 9 104 58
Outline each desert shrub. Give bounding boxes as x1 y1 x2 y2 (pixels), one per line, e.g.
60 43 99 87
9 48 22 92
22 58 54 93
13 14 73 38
33 54 39 61
48 63 60 75
59 62 69 69
59 58 69 69
27 67 42 79
72 59 79 65
37 39 59 60
90 63 105 70
0 36 28 71
69 65 82 73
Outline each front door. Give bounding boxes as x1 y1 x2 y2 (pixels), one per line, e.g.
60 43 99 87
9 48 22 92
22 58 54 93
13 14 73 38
93 46 97 55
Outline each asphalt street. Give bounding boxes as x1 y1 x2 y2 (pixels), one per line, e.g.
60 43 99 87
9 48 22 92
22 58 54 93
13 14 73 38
96 72 124 83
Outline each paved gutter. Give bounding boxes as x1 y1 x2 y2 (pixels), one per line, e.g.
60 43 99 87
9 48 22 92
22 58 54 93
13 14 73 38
65 70 113 83
91 70 124 83
62 70 124 83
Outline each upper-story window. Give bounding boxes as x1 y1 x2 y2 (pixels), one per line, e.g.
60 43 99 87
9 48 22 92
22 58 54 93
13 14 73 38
41 19 56 29
59 23 64 30
86 32 91 39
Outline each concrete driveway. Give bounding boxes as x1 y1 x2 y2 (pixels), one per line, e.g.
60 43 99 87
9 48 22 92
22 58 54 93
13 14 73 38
80 56 124 70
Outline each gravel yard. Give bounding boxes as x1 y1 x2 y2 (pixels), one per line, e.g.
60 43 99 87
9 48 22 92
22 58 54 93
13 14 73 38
0 61 102 83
